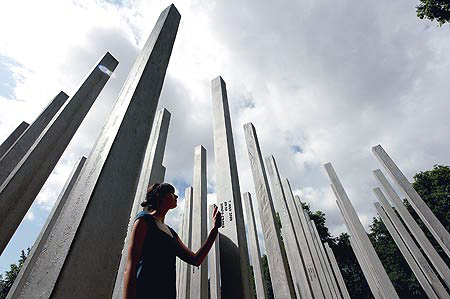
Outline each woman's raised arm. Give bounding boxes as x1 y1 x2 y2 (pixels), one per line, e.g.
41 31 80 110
176 206 221 267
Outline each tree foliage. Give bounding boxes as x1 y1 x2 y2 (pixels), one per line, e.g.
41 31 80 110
407 165 450 264
261 255 274 299
370 216 426 298
0 248 29 299
412 165 450 231
333 233 372 298
416 0 450 26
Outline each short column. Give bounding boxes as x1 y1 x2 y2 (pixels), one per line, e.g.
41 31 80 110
242 192 267 299
190 145 208 299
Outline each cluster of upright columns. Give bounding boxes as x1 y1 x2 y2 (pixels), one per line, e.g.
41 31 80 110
265 156 315 299
244 122 296 299
0 54 116 254
1 5 181 298
324 144 450 299
240 122 351 299
325 162 399 299
370 146 450 298
373 145 450 258
6 4 438 299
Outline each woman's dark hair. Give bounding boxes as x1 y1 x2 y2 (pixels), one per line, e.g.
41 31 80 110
141 183 175 211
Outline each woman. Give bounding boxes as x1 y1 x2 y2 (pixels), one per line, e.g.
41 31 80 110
123 182 221 299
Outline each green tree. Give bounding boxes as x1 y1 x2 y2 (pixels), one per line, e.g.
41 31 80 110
411 165 450 231
416 0 450 26
0 248 29 299
303 202 334 244
407 165 450 264
333 233 372 299
370 216 425 298
261 255 274 299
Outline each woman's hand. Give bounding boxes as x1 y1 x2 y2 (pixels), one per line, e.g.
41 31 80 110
176 205 222 267
212 205 222 229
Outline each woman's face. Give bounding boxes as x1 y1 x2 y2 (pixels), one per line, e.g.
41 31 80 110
161 191 178 210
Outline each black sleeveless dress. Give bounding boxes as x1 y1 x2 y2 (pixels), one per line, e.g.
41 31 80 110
135 211 184 299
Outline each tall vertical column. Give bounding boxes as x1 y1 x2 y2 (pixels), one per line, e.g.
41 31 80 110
211 76 251 298
373 169 450 288
324 243 351 299
179 187 194 299
334 193 382 299
302 210 334 299
147 109 171 186
373 183 449 297
309 219 341 299
0 53 118 254
265 156 315 299
112 108 171 298
208 204 221 299
13 5 180 298
373 145 450 258
0 91 69 184
324 162 399 299
6 157 86 299
0 121 29 159
190 145 208 299
176 211 185 298
242 192 268 299
373 200 439 299
160 165 166 182
291 193 328 299
281 178 325 299
244 122 296 299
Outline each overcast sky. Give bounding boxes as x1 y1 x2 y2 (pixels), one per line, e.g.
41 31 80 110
0 0 449 274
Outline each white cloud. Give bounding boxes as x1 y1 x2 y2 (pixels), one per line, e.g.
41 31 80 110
25 210 34 221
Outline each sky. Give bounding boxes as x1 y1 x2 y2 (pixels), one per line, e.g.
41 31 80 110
0 0 449 274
